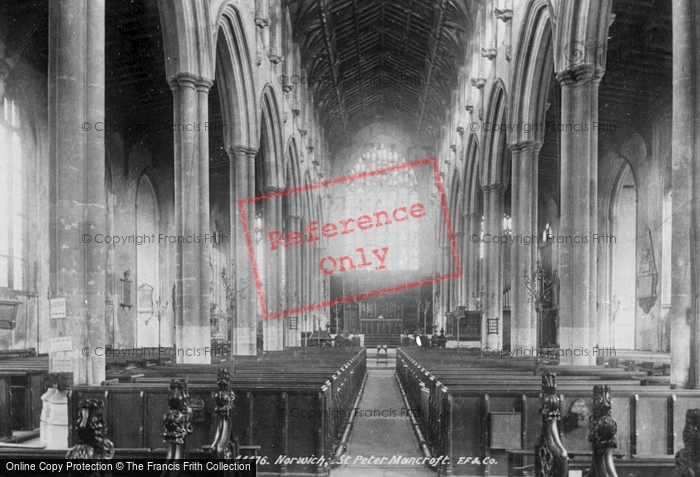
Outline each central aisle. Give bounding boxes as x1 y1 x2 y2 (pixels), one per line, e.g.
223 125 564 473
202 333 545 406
331 368 436 477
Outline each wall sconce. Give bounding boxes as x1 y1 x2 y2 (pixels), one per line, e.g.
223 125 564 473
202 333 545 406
120 270 133 309
0 288 21 330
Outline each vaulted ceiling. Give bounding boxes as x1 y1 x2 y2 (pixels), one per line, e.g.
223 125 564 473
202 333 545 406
289 0 474 149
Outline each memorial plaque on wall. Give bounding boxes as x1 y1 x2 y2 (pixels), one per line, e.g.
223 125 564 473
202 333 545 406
636 227 658 314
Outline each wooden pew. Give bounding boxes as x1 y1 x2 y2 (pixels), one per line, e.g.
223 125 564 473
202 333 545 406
0 375 11 440
396 348 700 476
675 409 700 476
0 348 37 358
0 369 46 432
66 349 366 476
508 381 682 477
535 372 567 477
0 379 257 477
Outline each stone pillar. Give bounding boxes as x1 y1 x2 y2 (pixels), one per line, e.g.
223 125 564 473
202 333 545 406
556 65 599 365
285 215 302 347
47 0 105 449
230 147 257 355
300 216 310 335
466 212 480 308
483 184 504 348
169 73 212 364
48 0 105 384
461 213 471 306
510 141 539 350
263 188 284 350
454 231 464 307
315 243 325 329
440 240 449 331
670 0 700 388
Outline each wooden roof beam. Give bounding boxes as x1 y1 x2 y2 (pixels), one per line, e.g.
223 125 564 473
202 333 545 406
351 0 369 126
417 0 447 133
319 1 348 132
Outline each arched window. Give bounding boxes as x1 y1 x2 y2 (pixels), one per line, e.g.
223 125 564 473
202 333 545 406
344 144 420 270
136 175 159 346
0 98 24 290
610 163 637 349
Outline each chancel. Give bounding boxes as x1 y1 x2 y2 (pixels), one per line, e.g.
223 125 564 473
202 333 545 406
0 0 700 476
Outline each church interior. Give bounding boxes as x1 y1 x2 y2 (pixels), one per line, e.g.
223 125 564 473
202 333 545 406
0 0 699 475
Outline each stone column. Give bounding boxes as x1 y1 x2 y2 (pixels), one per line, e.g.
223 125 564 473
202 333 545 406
466 212 480 308
230 147 257 355
440 241 449 331
510 141 539 350
316 243 324 329
300 216 310 335
556 65 599 365
169 73 212 364
670 0 700 388
47 0 105 449
48 0 105 383
483 184 504 348
285 215 302 347
461 213 471 306
263 188 284 350
454 231 464 307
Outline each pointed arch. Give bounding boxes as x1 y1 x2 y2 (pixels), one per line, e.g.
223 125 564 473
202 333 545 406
449 170 463 238
608 161 638 350
214 3 257 149
510 0 555 145
158 0 214 81
135 172 161 347
285 137 302 217
463 133 482 215
482 81 508 186
553 0 613 75
259 85 285 190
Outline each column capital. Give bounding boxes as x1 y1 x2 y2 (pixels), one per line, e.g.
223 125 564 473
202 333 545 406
482 183 505 193
508 140 541 154
555 64 601 86
168 73 214 92
228 145 258 158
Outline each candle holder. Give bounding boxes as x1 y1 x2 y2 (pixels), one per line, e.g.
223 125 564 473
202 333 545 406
523 261 558 311
524 261 560 346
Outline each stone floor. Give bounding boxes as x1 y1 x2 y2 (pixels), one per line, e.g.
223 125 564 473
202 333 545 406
331 368 436 477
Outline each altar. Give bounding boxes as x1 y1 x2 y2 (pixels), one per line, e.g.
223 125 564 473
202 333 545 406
359 318 403 335
330 271 434 335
